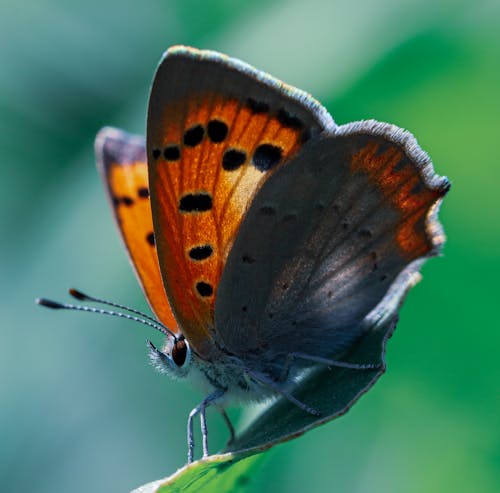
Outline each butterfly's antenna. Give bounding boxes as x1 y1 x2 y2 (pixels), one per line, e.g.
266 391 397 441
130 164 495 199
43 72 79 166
36 297 177 339
68 288 172 333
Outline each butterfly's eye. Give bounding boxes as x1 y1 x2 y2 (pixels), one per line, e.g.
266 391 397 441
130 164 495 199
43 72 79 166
171 337 190 367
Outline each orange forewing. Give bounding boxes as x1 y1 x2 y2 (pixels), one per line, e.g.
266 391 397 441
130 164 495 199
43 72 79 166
149 94 304 356
350 140 448 260
98 145 178 332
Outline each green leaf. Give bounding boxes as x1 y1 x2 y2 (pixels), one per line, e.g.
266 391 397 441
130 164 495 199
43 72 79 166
131 268 419 492
131 453 265 493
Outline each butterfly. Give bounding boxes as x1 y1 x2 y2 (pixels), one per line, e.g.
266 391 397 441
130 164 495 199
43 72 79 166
39 46 449 463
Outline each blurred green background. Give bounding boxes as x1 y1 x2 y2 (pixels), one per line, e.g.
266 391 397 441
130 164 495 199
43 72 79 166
1 0 498 491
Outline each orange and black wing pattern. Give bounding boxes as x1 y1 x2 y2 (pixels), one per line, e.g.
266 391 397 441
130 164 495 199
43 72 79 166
95 127 178 332
342 122 449 261
147 46 334 357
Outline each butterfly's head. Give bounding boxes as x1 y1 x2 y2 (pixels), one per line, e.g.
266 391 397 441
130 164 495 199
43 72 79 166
148 335 192 379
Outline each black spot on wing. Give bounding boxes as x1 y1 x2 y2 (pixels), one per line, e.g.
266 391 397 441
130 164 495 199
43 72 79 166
137 187 149 198
196 281 213 297
276 108 303 129
146 232 155 246
179 193 213 213
188 245 213 261
207 120 228 143
253 144 283 171
259 205 276 216
183 124 204 147
122 196 134 206
247 98 269 113
222 149 247 171
164 145 180 161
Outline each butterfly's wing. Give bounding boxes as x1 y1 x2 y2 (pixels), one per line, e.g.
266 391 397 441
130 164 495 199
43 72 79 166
215 121 449 369
146 46 335 357
95 127 178 331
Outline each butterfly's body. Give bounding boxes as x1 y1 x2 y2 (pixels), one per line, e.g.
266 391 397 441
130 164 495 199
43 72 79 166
40 45 449 463
150 317 315 408
186 353 280 405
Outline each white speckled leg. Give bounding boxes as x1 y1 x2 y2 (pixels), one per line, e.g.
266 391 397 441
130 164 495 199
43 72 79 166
279 352 381 380
187 388 225 463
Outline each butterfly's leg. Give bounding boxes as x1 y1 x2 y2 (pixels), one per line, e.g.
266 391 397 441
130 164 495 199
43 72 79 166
218 407 236 444
284 352 382 373
246 369 321 417
187 405 199 463
279 352 378 381
187 388 225 463
279 353 295 381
